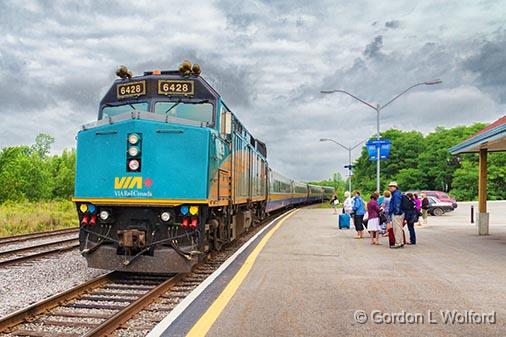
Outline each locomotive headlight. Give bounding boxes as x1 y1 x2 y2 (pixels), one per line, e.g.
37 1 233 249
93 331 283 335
128 146 140 157
160 211 171 222
99 210 110 221
128 133 140 145
128 159 140 171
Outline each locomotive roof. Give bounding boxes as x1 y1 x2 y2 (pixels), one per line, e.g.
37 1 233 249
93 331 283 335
99 71 220 109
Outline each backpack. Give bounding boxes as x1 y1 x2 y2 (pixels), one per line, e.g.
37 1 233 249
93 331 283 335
401 194 414 213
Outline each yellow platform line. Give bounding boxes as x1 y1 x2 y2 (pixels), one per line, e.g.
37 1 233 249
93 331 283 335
185 209 299 337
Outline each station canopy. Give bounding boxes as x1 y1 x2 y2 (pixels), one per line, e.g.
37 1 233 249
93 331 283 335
450 115 506 154
449 114 506 235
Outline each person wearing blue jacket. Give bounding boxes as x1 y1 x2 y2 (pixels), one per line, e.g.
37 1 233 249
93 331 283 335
388 181 404 248
352 191 366 239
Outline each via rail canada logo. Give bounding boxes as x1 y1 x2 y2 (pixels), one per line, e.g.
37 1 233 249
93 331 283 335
113 176 153 197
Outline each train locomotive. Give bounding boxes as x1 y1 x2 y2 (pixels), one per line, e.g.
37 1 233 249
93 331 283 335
73 61 334 273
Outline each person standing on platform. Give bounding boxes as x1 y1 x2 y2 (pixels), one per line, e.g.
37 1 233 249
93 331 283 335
388 182 404 248
380 190 391 236
352 191 366 239
330 193 338 214
367 193 381 245
420 193 429 225
377 192 385 207
343 191 353 215
404 193 417 245
414 193 422 226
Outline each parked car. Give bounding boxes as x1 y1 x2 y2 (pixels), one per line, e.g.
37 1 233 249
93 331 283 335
422 190 458 209
407 190 458 209
427 196 455 216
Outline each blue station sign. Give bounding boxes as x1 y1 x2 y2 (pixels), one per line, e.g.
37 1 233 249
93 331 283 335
366 139 392 161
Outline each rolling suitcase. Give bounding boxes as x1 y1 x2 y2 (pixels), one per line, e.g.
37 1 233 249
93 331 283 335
388 227 395 246
388 227 407 247
338 213 350 229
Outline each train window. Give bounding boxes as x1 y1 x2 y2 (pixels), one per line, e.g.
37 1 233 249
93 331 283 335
155 102 213 124
101 102 149 119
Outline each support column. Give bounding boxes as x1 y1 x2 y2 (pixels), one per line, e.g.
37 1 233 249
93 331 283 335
477 148 489 235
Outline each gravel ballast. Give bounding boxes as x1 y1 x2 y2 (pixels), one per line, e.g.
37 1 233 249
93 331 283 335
0 250 105 317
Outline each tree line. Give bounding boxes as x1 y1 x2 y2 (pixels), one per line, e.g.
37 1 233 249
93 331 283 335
312 123 506 201
0 134 75 203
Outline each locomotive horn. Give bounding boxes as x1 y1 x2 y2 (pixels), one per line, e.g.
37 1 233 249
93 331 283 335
192 63 201 76
116 65 132 79
179 60 193 76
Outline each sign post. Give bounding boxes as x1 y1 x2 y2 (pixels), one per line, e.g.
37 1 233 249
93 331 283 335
366 139 392 188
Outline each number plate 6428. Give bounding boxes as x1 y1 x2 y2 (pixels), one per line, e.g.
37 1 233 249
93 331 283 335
117 81 146 99
158 80 194 96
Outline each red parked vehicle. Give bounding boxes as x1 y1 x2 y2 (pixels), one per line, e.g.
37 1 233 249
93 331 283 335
421 191 458 209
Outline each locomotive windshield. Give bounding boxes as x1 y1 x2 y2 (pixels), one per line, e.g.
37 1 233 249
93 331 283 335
102 102 149 118
154 101 213 124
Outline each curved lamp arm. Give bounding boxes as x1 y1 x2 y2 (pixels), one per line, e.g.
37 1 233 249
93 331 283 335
319 138 350 151
320 90 376 111
350 137 369 150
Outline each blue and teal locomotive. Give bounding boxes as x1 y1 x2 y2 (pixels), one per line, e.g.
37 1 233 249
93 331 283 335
73 61 334 273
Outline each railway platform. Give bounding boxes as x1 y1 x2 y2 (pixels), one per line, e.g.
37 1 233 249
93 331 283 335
149 203 506 337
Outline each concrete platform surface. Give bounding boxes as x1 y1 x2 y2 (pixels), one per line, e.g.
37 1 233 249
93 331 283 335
204 204 506 337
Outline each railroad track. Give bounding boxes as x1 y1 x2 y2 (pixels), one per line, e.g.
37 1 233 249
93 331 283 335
0 209 294 337
0 237 79 267
0 272 182 337
0 228 79 246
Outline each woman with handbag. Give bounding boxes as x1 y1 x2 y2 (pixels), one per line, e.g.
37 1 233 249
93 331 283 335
367 193 382 245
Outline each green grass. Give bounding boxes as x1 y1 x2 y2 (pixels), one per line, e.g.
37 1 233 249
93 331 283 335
312 202 342 209
0 200 78 237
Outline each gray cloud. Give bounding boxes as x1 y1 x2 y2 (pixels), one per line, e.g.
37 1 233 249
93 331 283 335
463 34 506 102
385 20 400 29
0 0 505 181
363 35 383 59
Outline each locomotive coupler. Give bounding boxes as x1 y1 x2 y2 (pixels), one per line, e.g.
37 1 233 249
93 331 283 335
117 229 146 249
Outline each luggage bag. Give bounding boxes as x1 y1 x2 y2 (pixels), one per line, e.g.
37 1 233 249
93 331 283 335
388 227 406 247
338 213 350 229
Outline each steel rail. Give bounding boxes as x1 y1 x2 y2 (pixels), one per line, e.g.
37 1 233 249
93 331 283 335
0 237 78 257
0 228 79 245
0 242 80 267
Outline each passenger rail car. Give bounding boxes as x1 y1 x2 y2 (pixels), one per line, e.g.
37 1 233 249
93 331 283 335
73 62 333 273
322 186 335 201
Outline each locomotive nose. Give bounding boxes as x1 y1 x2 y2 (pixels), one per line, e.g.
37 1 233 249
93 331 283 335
75 120 211 202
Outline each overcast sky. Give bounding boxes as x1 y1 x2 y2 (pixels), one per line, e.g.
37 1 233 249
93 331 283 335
1 0 505 180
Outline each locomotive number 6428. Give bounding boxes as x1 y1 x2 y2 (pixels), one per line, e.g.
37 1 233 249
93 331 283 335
158 80 194 96
116 81 146 99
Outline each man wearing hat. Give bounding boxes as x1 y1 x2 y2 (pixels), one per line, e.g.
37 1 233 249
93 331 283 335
388 181 404 248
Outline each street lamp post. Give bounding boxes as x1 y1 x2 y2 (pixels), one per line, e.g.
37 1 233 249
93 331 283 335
321 80 442 192
319 138 367 193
